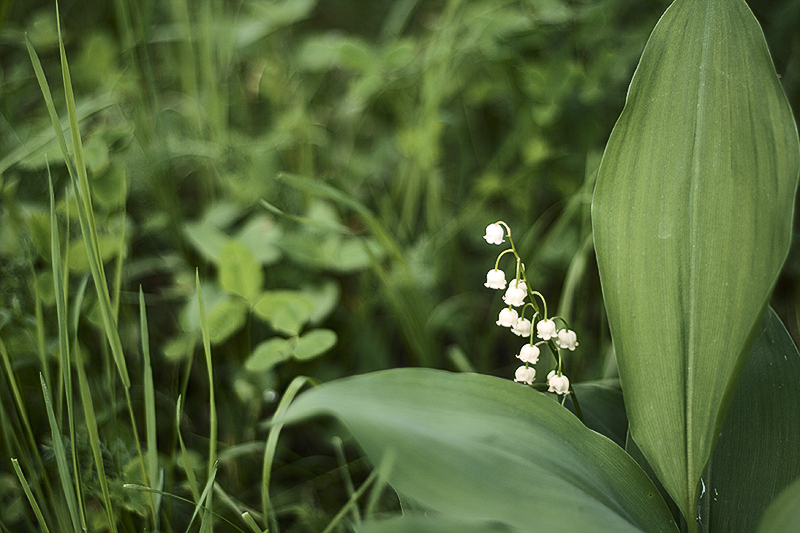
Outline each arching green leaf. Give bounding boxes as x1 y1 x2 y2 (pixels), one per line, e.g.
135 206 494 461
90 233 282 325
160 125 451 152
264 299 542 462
281 369 678 533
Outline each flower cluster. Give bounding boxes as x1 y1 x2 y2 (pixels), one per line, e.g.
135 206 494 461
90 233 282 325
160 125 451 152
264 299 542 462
483 222 577 397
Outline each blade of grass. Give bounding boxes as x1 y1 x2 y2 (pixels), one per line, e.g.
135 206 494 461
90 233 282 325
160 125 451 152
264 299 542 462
140 287 162 529
331 435 360 525
196 270 218 527
26 16 131 390
0 337 38 462
262 375 313 533
30 260 51 388
175 395 201 504
74 344 119 533
0 96 115 176
123 481 247 533
1 342 56 529
241 512 265 533
48 164 87 531
111 211 128 320
40 373 82 532
31 12 158 522
364 448 394 520
11 458 52 533
320 468 380 533
190 461 218 533
213 483 265 530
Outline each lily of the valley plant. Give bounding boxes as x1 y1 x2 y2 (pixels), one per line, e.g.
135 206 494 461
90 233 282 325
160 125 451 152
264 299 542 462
275 0 800 532
483 221 577 396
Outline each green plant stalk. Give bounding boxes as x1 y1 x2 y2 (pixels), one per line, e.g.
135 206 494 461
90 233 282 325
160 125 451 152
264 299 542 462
1 341 57 530
40 374 82 532
175 395 201 504
320 468 380 533
124 481 249 533
26 24 131 390
262 375 313 533
192 461 218 533
111 0 159 144
48 167 87 531
196 271 218 531
29 12 161 523
31 264 51 387
55 5 129 386
140 287 161 529
0 338 39 467
332 436 360 525
240 512 264 533
170 0 199 124
11 459 52 533
74 344 119 533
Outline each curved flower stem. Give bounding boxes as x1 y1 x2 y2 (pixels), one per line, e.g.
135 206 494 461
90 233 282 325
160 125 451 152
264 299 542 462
530 291 548 320
493 248 516 270
495 220 512 238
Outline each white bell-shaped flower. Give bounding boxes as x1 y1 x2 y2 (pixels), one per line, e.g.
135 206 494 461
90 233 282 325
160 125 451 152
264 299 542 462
547 370 570 395
537 318 557 340
512 317 532 337
496 307 518 328
514 365 536 385
517 343 540 364
483 223 505 245
557 329 578 351
484 269 507 290
503 282 527 307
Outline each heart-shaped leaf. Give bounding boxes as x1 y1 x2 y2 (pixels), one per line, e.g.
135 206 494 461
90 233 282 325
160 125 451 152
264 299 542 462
246 338 293 372
253 290 315 336
592 0 799 519
293 328 337 361
219 240 263 302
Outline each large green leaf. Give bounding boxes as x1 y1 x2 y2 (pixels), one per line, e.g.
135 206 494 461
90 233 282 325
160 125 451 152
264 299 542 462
700 307 800 532
756 475 800 533
591 0 799 521
565 381 628 448
357 515 524 533
280 369 678 533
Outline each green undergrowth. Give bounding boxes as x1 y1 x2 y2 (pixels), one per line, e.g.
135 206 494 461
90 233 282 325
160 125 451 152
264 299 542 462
0 0 798 531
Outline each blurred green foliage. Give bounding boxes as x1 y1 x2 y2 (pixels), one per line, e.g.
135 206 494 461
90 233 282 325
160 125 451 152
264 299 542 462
1 0 799 530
